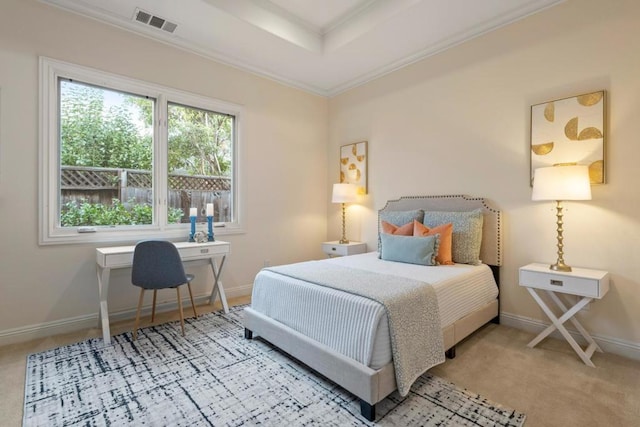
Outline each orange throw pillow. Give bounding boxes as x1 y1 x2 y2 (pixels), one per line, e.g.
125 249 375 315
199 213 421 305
413 220 454 265
381 220 413 236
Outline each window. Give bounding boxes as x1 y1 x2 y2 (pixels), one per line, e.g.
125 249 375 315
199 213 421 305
167 102 234 224
39 57 243 244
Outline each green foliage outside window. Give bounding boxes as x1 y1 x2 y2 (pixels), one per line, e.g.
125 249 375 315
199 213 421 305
167 103 232 176
60 83 153 170
61 199 183 227
60 82 233 177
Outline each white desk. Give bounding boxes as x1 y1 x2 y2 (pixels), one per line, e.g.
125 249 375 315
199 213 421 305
96 241 230 345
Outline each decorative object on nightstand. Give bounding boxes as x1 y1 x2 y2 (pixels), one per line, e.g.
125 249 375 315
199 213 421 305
322 241 367 257
519 263 609 367
332 183 358 244
532 164 591 272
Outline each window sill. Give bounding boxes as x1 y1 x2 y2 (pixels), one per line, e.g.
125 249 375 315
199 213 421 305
39 224 245 246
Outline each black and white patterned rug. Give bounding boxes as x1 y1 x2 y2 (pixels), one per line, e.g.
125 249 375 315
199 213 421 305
24 305 526 426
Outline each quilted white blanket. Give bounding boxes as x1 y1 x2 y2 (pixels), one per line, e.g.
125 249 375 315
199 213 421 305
265 261 445 397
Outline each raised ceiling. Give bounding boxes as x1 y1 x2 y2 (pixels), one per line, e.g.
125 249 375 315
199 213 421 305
40 0 565 96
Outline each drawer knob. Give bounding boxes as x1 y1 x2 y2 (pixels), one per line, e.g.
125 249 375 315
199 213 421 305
550 279 563 286
331 247 337 251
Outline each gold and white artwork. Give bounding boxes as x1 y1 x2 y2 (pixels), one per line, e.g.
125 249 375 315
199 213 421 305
531 90 605 184
340 141 367 195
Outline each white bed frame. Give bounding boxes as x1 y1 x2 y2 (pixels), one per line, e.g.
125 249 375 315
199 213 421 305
243 195 502 421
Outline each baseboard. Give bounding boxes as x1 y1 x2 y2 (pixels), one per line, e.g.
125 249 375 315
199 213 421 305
0 313 99 348
501 311 640 362
0 283 254 347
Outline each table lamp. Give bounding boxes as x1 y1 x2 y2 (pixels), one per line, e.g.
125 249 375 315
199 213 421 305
532 164 592 272
332 183 358 244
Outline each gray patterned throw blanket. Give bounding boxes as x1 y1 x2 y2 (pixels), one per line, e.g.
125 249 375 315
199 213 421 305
265 261 444 397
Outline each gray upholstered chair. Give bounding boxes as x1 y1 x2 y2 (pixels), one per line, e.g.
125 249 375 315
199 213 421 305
131 240 198 340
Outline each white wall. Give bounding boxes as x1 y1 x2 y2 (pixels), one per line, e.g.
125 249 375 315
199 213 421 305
0 0 328 342
328 0 640 357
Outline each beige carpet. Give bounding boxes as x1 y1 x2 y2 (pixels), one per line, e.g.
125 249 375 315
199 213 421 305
2 297 639 426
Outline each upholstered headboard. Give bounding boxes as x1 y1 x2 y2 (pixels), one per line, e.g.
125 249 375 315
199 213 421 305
378 195 502 267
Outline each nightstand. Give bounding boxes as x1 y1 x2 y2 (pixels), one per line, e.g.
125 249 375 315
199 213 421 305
322 241 367 257
519 263 609 367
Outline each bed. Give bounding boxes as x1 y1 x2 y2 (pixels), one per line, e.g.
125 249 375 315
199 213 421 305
243 195 502 421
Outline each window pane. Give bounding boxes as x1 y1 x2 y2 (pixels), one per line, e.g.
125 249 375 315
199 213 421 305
167 102 233 224
59 79 154 227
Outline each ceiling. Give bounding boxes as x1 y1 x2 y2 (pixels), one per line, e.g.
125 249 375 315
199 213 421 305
40 0 565 96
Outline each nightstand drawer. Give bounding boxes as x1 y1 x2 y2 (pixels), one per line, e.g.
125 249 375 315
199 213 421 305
321 241 367 257
323 243 348 256
519 263 609 298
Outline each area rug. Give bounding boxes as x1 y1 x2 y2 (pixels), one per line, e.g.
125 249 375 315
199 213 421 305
24 305 526 426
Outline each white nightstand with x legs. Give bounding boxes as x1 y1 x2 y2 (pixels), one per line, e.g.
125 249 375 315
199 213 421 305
519 263 609 367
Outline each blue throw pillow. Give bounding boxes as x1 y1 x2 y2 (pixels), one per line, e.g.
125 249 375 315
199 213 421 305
380 233 439 266
378 209 425 253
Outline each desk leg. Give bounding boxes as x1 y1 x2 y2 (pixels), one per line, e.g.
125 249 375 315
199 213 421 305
526 288 596 367
96 265 112 346
208 255 229 314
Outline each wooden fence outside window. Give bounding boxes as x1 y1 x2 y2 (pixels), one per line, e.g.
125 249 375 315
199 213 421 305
60 166 231 222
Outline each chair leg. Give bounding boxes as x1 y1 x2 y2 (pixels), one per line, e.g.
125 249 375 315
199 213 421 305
187 283 198 318
133 288 145 340
176 287 185 336
151 290 158 322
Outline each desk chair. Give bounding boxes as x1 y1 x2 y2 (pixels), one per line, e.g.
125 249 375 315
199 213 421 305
131 240 198 340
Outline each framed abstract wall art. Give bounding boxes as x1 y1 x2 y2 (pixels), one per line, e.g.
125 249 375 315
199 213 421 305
340 141 367 195
530 90 605 185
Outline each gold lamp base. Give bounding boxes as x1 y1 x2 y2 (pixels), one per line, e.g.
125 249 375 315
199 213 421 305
550 262 572 272
550 200 571 272
339 202 349 244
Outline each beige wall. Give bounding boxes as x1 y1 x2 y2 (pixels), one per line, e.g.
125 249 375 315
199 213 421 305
328 0 640 355
1 0 639 359
0 0 328 339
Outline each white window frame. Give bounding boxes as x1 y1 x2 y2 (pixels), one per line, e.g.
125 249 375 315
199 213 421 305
39 57 244 245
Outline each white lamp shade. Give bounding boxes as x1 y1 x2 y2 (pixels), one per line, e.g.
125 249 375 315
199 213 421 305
532 165 592 201
332 183 358 203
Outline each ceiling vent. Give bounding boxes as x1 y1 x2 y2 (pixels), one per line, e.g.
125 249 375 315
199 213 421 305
133 8 177 34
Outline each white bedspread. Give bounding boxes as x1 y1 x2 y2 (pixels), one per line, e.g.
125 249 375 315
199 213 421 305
250 252 497 369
